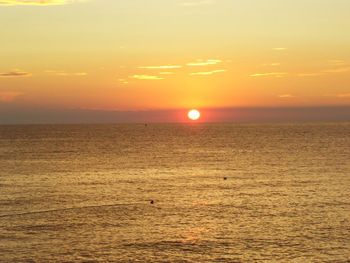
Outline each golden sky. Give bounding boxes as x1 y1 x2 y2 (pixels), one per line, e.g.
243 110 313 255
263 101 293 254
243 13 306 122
0 0 350 118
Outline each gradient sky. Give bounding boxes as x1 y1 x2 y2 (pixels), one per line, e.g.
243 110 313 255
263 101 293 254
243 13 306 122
0 0 350 122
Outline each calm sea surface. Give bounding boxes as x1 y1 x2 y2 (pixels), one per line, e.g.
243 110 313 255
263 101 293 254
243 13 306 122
0 123 349 262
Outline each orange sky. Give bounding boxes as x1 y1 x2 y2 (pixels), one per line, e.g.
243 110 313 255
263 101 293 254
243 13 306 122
0 0 350 122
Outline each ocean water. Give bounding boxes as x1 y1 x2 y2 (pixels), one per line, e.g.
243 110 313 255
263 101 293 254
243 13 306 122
0 123 349 262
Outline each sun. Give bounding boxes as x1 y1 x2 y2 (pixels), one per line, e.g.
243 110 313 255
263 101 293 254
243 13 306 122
188 109 201 120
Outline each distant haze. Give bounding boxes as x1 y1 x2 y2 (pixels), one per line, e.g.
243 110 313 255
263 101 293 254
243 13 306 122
1 105 349 124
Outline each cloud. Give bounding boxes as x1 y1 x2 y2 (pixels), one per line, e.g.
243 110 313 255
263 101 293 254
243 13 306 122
132 75 164 80
249 72 286 77
322 67 350 73
57 72 87 76
187 59 221 66
273 48 287 51
298 73 324 77
278 94 295 98
0 91 23 102
323 93 350 98
118 78 128 84
0 70 31 77
298 66 350 77
0 0 86 5
329 60 346 66
298 66 349 77
159 72 174 75
190 69 227 76
337 93 350 98
45 70 87 76
262 63 280 66
180 0 213 6
138 65 182 69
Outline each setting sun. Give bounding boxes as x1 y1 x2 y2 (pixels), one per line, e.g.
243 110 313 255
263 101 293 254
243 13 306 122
188 109 200 121
1 1 349 262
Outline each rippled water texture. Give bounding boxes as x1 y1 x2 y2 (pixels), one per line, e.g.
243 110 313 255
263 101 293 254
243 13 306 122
0 123 349 262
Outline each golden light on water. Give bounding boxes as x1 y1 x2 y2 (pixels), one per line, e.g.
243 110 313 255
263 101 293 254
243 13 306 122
188 109 200 121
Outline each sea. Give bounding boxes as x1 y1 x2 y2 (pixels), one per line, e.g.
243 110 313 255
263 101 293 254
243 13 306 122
0 123 349 262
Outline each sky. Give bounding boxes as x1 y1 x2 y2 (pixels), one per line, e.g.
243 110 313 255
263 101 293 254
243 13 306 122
0 0 350 123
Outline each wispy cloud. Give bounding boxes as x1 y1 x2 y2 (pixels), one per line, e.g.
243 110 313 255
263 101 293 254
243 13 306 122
249 72 286 77
159 72 174 75
322 67 350 73
132 75 164 80
45 70 87 76
0 70 31 77
329 59 346 66
118 78 128 84
187 59 221 66
180 0 213 6
298 66 350 77
262 63 280 66
298 72 324 77
273 47 287 51
278 94 295 98
0 0 87 5
138 65 182 69
337 93 350 98
190 69 226 76
0 91 23 102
